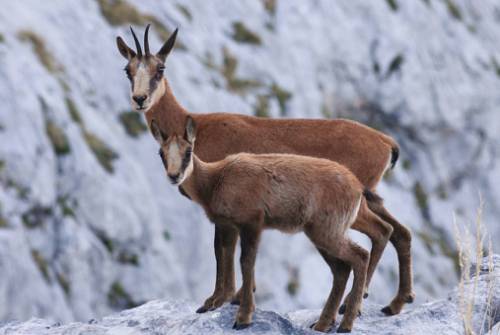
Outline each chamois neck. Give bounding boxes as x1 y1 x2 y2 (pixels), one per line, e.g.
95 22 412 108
146 78 188 133
180 155 218 205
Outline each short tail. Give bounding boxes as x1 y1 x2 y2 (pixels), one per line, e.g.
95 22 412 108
390 145 400 170
363 188 383 204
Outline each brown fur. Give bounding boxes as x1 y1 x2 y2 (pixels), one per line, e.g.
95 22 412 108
117 27 414 318
145 80 414 315
153 120 370 332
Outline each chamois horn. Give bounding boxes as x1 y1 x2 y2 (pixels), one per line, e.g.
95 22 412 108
144 24 151 56
130 26 142 58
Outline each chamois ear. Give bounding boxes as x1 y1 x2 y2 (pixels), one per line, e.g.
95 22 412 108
184 116 196 143
150 119 166 143
116 36 136 59
156 28 178 62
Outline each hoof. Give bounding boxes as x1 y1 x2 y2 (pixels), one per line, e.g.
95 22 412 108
338 304 346 315
230 299 240 305
405 293 416 303
336 326 351 333
363 292 369 299
233 322 251 330
381 306 395 316
196 306 208 313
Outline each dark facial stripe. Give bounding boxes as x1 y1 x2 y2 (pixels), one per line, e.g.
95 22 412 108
159 148 167 168
180 148 192 172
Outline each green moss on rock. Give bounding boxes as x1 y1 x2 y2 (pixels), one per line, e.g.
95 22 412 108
119 112 147 138
117 251 139 266
108 281 139 310
22 205 52 229
18 30 62 73
163 230 171 241
57 272 71 296
254 95 270 118
176 4 192 21
413 181 429 214
444 0 462 21
270 83 291 116
222 48 262 93
65 97 82 125
96 0 184 49
84 131 118 173
31 250 50 281
231 22 262 45
46 121 71 156
386 0 399 11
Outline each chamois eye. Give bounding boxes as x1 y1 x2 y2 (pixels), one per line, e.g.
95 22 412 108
155 67 165 80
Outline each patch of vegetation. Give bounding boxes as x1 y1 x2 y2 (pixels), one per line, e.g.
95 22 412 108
5 179 29 200
163 230 171 241
385 0 399 11
222 48 262 93
65 97 82 125
231 22 262 45
413 181 429 219
444 0 462 21
56 272 71 296
31 250 50 281
107 281 139 310
117 251 139 266
254 95 270 118
176 4 192 21
402 159 412 170
119 112 147 138
96 232 114 253
46 121 71 156
386 54 404 78
83 131 118 173
22 205 53 229
321 103 333 119
96 0 185 49
262 0 277 16
270 83 292 116
491 57 500 78
0 33 4 43
0 203 7 228
17 30 62 73
436 183 448 200
421 0 431 6
416 230 436 255
57 196 76 218
286 267 299 296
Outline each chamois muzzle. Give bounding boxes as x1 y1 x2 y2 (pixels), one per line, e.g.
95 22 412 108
133 95 147 107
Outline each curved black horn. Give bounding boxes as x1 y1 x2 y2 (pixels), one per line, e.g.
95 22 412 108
130 26 142 58
144 24 151 56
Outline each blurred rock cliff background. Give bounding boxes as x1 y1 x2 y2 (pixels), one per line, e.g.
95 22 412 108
0 0 499 323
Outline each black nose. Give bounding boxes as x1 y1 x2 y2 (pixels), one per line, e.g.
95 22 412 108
133 95 147 106
168 173 180 183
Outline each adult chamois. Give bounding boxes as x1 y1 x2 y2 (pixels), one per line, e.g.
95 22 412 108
116 25 414 316
150 117 376 332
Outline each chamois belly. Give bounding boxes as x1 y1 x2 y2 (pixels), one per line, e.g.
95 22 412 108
262 194 316 233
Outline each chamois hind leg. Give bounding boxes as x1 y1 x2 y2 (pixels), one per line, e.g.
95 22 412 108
311 250 351 333
339 205 393 315
366 194 415 315
197 224 238 313
306 228 369 333
233 224 262 330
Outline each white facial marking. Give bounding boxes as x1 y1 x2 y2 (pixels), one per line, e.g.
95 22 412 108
133 64 150 96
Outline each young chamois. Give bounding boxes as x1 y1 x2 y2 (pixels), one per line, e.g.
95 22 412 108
116 26 415 316
150 117 373 333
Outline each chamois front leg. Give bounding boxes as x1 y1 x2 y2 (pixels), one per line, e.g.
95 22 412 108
197 225 238 313
233 225 262 330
